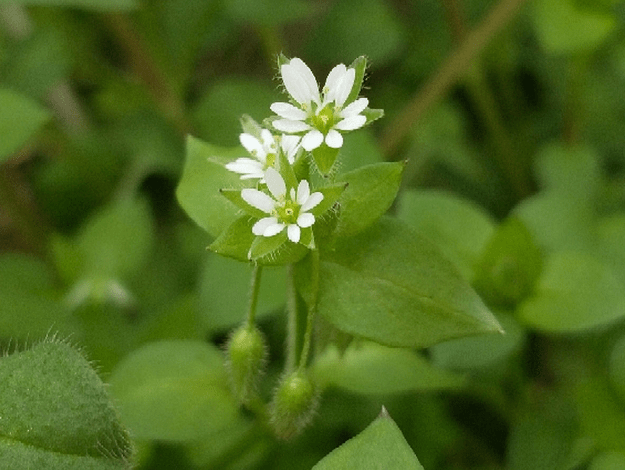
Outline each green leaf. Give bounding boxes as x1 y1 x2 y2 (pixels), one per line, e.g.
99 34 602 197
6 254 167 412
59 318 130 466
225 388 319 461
576 376 625 452
177 136 247 238
0 254 69 339
0 340 132 470
588 452 625 470
609 334 625 404
397 189 496 280
429 312 525 371
312 409 424 470
77 197 154 278
533 0 615 54
6 0 138 10
339 130 384 172
534 142 602 199
109 340 241 442
209 216 257 262
518 251 625 332
362 108 384 127
0 88 51 163
317 217 502 348
312 341 465 394
515 191 596 253
474 218 543 306
335 162 405 237
507 406 577 470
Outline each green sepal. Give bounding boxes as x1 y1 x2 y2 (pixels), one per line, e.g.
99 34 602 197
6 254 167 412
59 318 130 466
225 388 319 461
345 56 367 106
219 188 266 219
249 234 309 266
312 182 348 217
209 216 256 262
300 227 315 250
249 231 288 261
239 114 264 139
277 53 291 68
335 161 405 237
312 144 340 175
277 144 299 190
363 108 384 126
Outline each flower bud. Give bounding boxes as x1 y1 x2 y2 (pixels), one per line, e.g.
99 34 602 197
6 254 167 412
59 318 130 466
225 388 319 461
270 371 319 440
225 325 268 404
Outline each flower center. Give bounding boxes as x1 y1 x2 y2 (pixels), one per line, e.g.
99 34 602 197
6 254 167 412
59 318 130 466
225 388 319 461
275 199 300 224
311 105 335 133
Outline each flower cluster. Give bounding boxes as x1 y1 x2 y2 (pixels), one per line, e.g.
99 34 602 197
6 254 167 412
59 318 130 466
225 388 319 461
220 56 380 257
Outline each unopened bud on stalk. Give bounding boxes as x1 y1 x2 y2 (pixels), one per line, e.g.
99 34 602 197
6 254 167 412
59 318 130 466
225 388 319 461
270 370 319 440
225 325 268 404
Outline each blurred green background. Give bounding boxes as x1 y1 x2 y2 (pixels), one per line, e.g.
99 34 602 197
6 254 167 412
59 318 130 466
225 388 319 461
2 0 625 469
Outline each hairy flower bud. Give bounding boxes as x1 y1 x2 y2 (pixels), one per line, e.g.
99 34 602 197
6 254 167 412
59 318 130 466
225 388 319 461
270 371 319 440
225 325 268 404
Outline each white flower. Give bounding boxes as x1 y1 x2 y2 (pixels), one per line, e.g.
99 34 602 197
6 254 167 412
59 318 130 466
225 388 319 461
270 58 369 151
226 129 301 181
241 167 323 244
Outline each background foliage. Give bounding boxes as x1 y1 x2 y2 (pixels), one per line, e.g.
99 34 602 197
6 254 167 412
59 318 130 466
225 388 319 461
2 0 625 468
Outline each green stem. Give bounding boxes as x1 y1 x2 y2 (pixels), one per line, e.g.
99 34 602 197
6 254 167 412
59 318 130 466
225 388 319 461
285 264 298 373
246 265 263 328
298 249 319 371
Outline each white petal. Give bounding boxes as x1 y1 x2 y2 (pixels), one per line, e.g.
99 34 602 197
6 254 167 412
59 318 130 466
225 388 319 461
260 129 276 151
225 158 264 177
239 133 266 161
263 222 286 237
241 188 276 214
301 192 323 212
253 217 279 235
280 135 301 163
301 129 324 151
289 58 321 105
323 64 347 103
264 167 286 199
271 102 308 120
334 67 355 107
296 179 310 205
297 212 315 228
273 119 311 133
334 115 367 131
340 97 368 118
287 224 301 243
325 129 343 148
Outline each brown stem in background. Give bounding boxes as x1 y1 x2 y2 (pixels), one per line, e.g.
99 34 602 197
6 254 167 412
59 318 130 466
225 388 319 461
381 0 529 157
105 14 192 136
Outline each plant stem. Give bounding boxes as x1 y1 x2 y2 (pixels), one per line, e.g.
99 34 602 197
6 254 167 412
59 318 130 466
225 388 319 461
104 13 192 136
285 264 298 373
298 249 319 371
381 0 529 157
246 265 263 328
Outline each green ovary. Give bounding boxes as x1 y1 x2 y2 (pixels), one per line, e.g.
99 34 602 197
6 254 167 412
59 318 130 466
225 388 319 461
276 200 300 224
